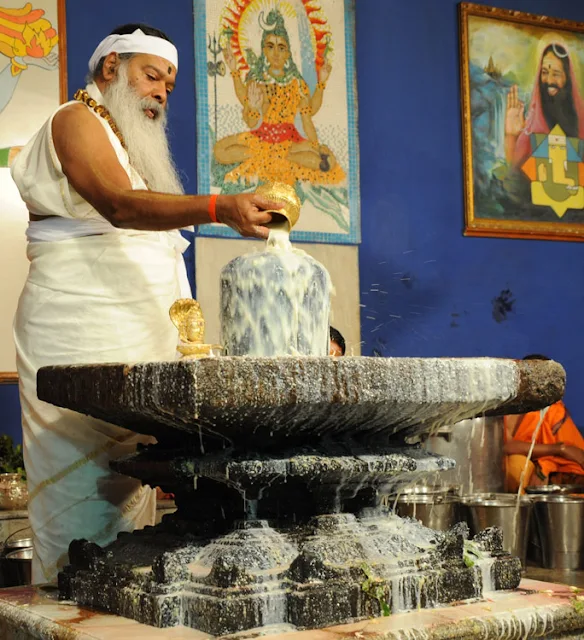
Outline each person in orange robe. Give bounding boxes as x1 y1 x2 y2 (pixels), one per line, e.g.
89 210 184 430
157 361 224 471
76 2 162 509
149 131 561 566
504 355 584 491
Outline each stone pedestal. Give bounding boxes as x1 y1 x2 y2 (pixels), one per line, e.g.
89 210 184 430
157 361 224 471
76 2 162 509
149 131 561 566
34 356 565 635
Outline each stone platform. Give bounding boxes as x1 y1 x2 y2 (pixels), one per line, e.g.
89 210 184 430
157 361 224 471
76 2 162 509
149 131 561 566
36 357 565 447
1 579 584 639
34 356 566 635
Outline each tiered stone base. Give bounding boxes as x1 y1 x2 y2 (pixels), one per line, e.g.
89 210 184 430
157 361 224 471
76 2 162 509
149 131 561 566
59 511 521 636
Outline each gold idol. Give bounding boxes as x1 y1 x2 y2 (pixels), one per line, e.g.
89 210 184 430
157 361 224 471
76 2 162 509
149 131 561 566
169 299 222 358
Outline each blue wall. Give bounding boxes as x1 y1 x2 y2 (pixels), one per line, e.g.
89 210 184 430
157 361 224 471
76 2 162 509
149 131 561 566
0 385 21 445
2 0 584 444
357 0 584 424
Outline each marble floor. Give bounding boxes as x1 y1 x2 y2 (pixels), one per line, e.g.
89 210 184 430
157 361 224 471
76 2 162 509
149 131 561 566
0 579 583 639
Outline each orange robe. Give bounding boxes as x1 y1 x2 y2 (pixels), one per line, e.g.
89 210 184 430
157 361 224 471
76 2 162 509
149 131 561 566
509 401 584 480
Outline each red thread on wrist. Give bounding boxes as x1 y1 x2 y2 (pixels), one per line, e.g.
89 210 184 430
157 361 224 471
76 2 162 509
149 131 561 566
209 194 218 223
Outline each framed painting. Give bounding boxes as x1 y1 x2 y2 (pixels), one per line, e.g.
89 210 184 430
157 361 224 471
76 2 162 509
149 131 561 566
0 0 66 381
460 2 584 241
193 0 360 244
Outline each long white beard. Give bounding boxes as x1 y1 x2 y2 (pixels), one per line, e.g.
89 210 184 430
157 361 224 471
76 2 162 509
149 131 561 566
102 63 183 195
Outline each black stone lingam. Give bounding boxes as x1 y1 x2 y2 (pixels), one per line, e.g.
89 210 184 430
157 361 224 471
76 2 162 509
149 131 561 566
35 356 565 636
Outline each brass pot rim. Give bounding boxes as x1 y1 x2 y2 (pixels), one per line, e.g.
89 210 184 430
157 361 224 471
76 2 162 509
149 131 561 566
255 182 301 230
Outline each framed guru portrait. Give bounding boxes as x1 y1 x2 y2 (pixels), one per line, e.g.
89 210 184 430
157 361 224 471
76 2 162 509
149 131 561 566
460 3 584 241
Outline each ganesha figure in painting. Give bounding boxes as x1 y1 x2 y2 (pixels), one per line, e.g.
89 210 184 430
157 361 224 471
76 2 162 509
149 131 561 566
214 7 345 187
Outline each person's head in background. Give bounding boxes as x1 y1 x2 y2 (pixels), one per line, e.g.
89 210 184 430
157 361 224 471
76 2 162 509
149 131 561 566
329 326 346 357
523 354 551 361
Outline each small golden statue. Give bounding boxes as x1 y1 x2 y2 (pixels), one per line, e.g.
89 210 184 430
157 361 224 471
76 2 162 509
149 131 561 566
256 182 301 231
169 299 221 358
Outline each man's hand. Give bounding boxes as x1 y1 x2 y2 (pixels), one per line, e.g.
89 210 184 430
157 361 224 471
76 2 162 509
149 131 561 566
505 85 525 137
559 443 584 468
217 194 283 239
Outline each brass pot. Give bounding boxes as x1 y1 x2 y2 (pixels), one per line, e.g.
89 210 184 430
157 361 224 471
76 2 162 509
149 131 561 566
255 182 301 231
0 474 28 510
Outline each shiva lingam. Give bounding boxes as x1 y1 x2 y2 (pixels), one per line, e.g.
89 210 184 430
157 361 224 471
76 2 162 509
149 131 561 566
220 182 331 357
35 184 567 636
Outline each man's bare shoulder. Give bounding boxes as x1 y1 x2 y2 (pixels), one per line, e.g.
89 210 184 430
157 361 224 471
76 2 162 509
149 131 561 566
52 102 113 160
53 102 97 132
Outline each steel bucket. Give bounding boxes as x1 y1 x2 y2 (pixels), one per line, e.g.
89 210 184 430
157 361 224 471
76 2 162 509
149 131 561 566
421 417 505 494
395 494 459 531
462 493 532 566
4 547 32 586
0 528 33 588
532 495 584 569
4 537 32 551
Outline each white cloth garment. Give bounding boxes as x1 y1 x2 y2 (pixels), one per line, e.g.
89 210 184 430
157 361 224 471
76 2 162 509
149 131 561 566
88 28 179 75
11 83 191 583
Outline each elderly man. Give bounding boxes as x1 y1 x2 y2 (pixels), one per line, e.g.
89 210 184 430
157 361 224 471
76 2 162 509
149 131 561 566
11 23 280 584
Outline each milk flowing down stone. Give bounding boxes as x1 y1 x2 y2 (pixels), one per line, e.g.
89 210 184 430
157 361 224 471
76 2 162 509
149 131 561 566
220 225 332 357
37 217 569 640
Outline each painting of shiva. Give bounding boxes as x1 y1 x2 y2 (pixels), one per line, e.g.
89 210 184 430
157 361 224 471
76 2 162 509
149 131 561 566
194 0 360 243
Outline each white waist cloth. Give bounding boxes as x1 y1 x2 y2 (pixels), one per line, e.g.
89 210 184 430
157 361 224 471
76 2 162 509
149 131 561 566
27 217 192 298
14 229 190 583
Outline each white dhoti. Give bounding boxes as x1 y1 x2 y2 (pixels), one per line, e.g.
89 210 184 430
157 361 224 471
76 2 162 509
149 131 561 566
14 232 186 583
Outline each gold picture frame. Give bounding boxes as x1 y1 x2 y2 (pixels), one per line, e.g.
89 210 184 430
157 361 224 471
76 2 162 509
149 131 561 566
460 2 584 241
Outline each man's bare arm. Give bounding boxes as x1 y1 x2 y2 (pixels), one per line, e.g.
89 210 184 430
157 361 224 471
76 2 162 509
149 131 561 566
52 105 278 238
503 441 562 458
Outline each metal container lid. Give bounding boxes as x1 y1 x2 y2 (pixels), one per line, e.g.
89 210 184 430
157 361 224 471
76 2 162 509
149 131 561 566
5 548 32 560
460 492 532 507
5 537 32 550
532 494 584 504
400 484 461 496
525 484 583 495
396 494 458 504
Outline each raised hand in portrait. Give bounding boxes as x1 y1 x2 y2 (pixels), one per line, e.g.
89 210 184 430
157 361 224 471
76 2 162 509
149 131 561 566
505 84 526 137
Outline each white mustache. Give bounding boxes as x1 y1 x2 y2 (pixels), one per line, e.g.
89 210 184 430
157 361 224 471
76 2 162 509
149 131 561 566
140 97 163 117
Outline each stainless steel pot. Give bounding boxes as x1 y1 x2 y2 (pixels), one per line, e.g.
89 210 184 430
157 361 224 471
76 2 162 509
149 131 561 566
4 537 32 551
421 417 505 494
462 494 532 566
395 495 459 531
4 547 32 586
525 484 583 495
532 495 584 570
400 484 461 496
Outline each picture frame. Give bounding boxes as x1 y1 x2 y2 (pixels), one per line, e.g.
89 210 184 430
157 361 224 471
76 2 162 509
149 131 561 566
0 0 67 382
192 0 361 245
460 2 584 241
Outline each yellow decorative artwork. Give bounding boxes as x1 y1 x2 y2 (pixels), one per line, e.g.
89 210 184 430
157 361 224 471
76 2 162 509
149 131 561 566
0 1 66 378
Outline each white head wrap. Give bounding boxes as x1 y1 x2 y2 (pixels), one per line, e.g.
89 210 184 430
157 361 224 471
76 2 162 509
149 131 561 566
88 28 178 75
